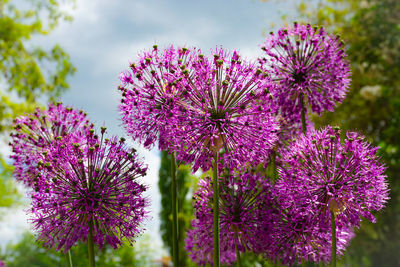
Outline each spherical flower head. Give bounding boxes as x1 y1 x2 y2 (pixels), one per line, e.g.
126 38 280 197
119 45 198 150
29 126 149 251
278 126 389 228
185 218 237 266
172 48 279 171
185 170 278 265
260 23 351 115
270 183 354 265
9 102 89 186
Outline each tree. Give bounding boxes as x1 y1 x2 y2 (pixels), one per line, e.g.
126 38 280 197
158 151 197 266
0 0 76 207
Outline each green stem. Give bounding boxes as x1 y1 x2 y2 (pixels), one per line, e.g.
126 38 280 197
213 152 220 267
171 152 179 267
331 211 337 267
88 220 96 267
300 93 307 134
67 250 73 267
235 241 242 267
64 250 73 267
272 149 277 183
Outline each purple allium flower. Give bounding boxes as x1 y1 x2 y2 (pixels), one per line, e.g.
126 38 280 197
9 103 89 186
185 216 237 267
172 48 279 171
270 183 354 265
118 45 197 150
272 211 354 265
29 126 149 251
0 260 5 267
278 126 389 228
269 126 389 264
185 170 278 266
260 23 351 115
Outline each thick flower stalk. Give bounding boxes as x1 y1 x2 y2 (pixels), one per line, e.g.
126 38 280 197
277 126 389 263
172 48 279 171
29 126 149 252
185 171 278 266
260 22 351 120
9 102 89 186
118 45 197 150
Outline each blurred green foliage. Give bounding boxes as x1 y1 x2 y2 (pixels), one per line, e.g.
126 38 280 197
294 0 400 266
0 156 18 208
0 232 159 267
158 151 198 266
0 0 76 208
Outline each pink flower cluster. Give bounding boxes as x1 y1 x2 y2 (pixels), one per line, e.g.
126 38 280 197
10 104 149 252
10 103 89 186
186 171 278 265
261 23 351 116
119 46 279 171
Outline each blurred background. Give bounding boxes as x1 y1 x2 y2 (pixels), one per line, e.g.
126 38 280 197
0 0 398 266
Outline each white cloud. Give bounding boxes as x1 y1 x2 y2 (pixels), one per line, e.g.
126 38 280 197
0 207 30 248
0 141 11 161
130 144 162 237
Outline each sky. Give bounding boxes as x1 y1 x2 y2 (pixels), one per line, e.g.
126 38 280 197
0 0 300 253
